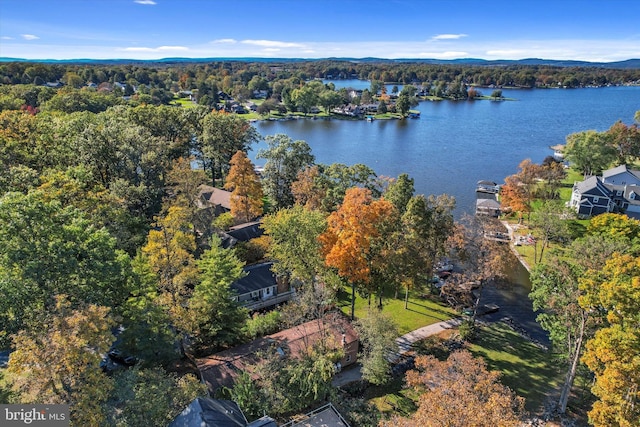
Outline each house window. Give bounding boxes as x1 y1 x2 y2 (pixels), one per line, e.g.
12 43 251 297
631 193 637 200
593 197 599 203
616 190 622 196
345 355 351 363
251 291 259 298
265 287 271 295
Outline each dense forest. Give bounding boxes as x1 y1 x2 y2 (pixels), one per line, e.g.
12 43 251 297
2 59 640 107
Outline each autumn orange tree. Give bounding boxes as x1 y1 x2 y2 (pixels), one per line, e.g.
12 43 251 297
579 253 640 427
499 174 528 222
224 150 263 223
382 350 525 427
319 187 397 319
499 159 541 223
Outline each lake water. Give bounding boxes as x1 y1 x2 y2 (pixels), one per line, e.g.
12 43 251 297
249 85 639 342
251 85 640 218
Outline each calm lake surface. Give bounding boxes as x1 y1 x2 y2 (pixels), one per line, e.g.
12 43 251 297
249 85 639 342
251 85 640 218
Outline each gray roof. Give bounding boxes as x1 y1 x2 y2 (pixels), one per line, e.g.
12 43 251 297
575 176 611 197
247 417 278 427
169 398 247 427
284 403 351 427
476 198 501 209
624 185 640 206
221 221 264 249
231 262 276 295
603 164 630 178
603 164 640 181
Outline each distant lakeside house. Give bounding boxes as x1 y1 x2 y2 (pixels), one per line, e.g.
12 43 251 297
569 165 640 219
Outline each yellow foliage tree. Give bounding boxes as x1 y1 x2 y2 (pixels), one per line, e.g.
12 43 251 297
7 296 115 426
224 150 263 223
142 205 197 329
580 253 640 427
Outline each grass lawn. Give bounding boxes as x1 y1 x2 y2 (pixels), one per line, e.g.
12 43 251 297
362 322 561 419
469 322 561 412
336 286 457 335
558 168 583 201
170 97 198 108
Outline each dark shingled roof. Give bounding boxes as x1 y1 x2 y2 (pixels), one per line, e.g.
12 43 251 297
227 221 264 242
231 262 276 295
220 221 264 249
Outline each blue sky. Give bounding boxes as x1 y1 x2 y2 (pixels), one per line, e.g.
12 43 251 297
1 0 639 61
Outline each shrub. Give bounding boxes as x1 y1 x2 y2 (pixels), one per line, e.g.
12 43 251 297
458 320 477 341
242 310 281 340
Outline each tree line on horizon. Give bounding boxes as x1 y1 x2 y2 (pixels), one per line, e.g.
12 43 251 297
2 59 640 106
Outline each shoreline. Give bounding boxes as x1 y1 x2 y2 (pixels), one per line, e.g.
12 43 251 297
501 220 532 273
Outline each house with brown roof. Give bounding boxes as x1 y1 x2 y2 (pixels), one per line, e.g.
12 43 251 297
198 184 232 216
196 312 359 393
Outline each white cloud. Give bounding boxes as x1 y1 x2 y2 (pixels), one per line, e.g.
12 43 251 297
241 39 306 48
1 36 14 40
3 36 638 62
432 34 467 41
21 34 39 40
134 0 157 4
157 45 188 51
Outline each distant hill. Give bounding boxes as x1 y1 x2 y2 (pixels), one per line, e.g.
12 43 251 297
1 57 639 69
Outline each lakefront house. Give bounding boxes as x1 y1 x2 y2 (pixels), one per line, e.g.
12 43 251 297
569 165 640 219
